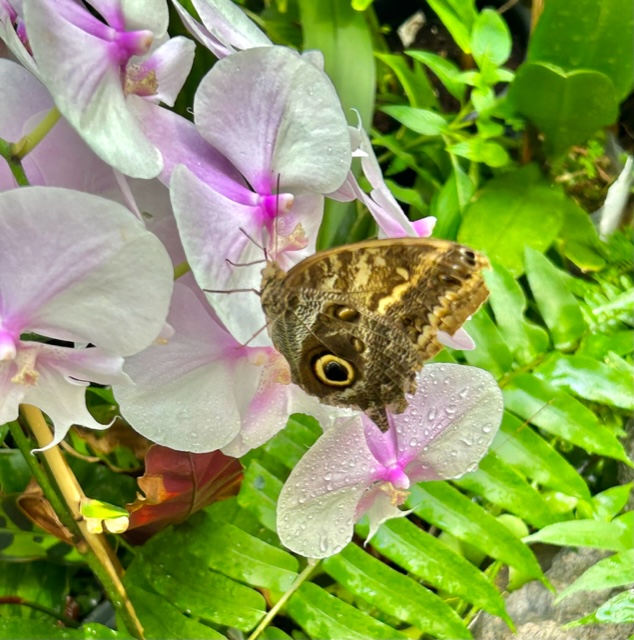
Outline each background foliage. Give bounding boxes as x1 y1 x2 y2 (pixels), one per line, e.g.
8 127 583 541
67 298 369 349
1 0 633 638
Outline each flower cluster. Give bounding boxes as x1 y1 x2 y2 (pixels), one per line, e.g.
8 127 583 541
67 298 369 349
0 0 502 556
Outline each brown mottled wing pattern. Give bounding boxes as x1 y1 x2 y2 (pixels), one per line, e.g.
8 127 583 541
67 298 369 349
260 238 490 431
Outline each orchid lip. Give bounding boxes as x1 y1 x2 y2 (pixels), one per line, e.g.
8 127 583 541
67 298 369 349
0 327 17 361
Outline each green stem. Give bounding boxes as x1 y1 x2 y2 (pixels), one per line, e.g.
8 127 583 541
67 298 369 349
0 138 30 186
247 559 321 640
173 260 191 280
11 106 61 158
17 406 145 640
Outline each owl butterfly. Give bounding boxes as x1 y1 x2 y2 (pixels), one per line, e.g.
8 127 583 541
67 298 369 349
260 238 490 432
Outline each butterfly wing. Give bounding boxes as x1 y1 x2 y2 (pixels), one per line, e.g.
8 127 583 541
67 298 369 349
262 238 490 430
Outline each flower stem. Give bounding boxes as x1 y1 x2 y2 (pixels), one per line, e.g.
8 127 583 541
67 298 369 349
173 260 191 280
247 559 320 640
18 405 145 640
0 137 30 186
11 106 61 159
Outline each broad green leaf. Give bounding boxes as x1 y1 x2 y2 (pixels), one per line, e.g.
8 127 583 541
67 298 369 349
556 549 634 604
0 449 31 493
567 588 634 626
238 460 283 531
470 8 511 69
385 179 427 214
535 354 634 411
172 512 299 592
263 414 320 470
491 412 590 500
375 53 437 108
591 484 633 521
381 105 447 135
558 198 607 270
503 374 631 463
525 512 634 553
527 0 634 99
459 164 564 275
323 544 471 639
367 518 510 623
508 63 618 156
431 163 475 239
524 247 587 350
0 562 68 618
409 482 544 580
0 620 121 639
426 0 477 53
484 263 549 365
261 628 293 640
406 50 466 102
447 139 510 167
287 582 408 639
455 451 561 528
125 581 224 640
462 308 513 378
300 0 374 248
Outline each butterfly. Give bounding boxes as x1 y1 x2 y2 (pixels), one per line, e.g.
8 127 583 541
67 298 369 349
260 238 490 431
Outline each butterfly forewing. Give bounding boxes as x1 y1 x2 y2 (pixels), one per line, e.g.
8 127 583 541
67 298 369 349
260 238 490 431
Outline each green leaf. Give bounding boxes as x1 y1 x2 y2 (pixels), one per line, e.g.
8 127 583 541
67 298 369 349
535 354 634 411
238 460 283 531
470 8 511 69
367 518 511 623
524 247 587 350
455 451 562 528
558 198 607 270
578 331 634 360
459 164 564 276
567 588 634 626
409 482 544 581
0 449 32 493
491 412 590 500
126 529 267 631
508 63 619 156
447 139 510 168
426 0 477 53
375 53 437 109
462 308 514 378
556 550 634 604
173 512 299 592
125 581 224 640
431 163 475 239
525 512 634 552
592 484 633 521
287 582 408 639
484 263 549 365
0 620 121 639
503 374 631 464
406 50 466 102
381 105 447 135
526 0 634 99
323 544 471 639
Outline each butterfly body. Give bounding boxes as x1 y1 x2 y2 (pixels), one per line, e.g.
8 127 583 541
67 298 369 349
260 238 489 431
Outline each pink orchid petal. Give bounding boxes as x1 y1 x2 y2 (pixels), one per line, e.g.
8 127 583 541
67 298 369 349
194 46 350 194
0 2 37 74
115 283 243 452
145 36 195 105
358 485 411 542
437 327 476 351
0 359 28 424
172 0 271 58
277 416 382 558
171 165 271 346
0 187 173 355
91 0 168 35
23 0 166 178
397 364 503 482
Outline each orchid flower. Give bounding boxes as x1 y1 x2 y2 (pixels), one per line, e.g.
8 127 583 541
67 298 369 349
171 0 271 59
277 363 503 558
114 282 347 457
18 0 195 178
0 187 173 448
170 45 351 345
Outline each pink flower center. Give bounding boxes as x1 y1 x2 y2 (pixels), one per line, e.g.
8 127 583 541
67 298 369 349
0 326 17 361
